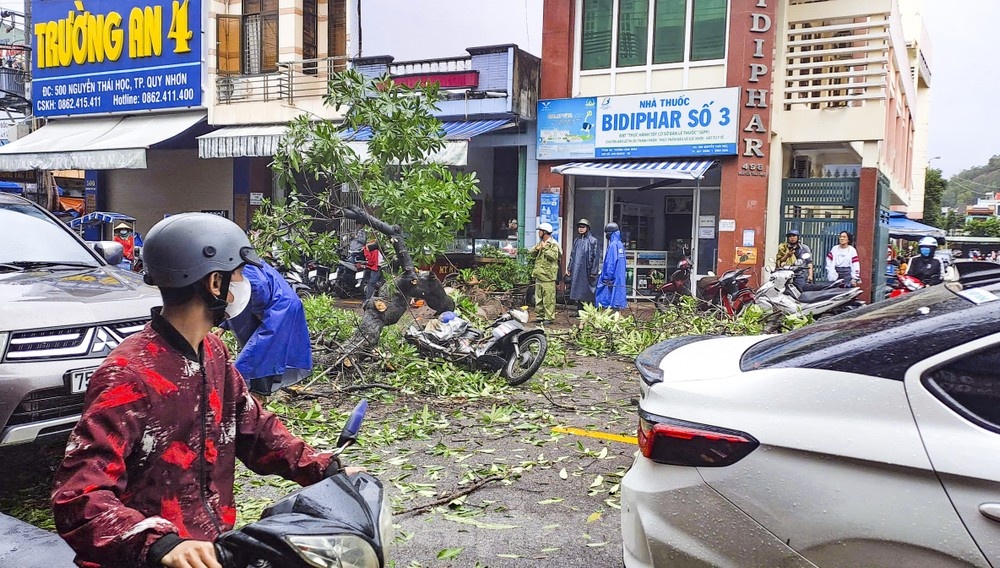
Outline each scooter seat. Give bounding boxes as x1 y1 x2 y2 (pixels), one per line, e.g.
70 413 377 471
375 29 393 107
798 288 854 304
797 281 841 292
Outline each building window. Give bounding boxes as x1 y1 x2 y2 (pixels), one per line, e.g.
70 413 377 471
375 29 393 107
617 0 648 67
582 0 613 70
328 0 348 71
581 0 728 71
243 0 278 74
216 15 241 75
304 0 318 74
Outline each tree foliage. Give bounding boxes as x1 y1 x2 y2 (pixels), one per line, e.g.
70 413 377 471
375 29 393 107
963 217 1000 238
261 70 480 266
922 167 946 227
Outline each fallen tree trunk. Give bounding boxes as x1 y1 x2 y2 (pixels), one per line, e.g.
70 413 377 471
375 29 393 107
337 205 455 364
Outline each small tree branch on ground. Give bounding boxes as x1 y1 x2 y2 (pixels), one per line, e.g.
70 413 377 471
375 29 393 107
396 475 504 518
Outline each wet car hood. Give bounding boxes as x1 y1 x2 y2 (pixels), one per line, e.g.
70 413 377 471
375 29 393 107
0 266 161 330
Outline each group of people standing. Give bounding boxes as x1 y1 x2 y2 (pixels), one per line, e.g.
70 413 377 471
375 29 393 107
530 218 629 323
778 229 945 288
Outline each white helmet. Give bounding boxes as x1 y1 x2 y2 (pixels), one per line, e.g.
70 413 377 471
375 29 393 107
918 236 938 248
537 222 554 234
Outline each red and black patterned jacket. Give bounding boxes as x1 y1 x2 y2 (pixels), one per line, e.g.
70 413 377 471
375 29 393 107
52 309 334 568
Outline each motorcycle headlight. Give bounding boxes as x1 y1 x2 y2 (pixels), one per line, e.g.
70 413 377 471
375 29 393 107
285 535 380 568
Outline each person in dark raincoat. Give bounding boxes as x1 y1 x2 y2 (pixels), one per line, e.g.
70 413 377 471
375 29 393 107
221 261 312 396
595 222 628 309
565 218 601 315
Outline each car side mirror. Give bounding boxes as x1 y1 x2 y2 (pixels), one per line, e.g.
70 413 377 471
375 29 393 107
93 241 124 266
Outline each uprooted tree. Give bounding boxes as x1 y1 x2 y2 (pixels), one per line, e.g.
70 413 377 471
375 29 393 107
256 70 480 366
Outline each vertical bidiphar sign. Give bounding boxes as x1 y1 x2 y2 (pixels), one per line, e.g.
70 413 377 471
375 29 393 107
31 0 204 117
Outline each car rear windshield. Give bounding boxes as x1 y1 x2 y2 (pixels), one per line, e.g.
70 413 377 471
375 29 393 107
1 203 99 265
740 284 1000 381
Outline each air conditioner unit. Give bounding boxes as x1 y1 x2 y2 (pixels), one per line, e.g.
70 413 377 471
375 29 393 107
217 76 254 102
792 155 812 178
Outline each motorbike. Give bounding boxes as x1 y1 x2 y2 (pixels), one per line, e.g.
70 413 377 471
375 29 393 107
0 400 389 568
332 250 367 299
276 260 314 298
755 254 863 318
404 309 548 386
653 257 693 311
695 266 755 317
887 273 925 298
215 399 390 568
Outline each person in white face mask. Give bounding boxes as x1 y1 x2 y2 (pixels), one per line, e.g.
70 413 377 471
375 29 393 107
219 260 313 397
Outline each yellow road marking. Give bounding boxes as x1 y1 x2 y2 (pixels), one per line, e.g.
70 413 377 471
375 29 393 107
553 426 637 445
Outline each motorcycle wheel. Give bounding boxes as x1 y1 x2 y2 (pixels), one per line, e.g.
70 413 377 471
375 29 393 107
503 335 547 386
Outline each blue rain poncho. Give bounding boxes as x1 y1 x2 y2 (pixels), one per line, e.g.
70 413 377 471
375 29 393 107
595 230 627 309
223 262 312 390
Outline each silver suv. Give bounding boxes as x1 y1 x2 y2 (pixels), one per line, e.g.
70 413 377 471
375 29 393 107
0 195 160 447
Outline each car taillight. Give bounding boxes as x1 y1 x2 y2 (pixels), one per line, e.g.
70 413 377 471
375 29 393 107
637 411 758 467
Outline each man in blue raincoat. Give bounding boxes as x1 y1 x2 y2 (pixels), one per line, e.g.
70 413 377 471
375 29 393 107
595 222 628 309
221 261 312 395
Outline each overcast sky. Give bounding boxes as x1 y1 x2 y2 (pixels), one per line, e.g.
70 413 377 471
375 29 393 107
3 0 989 178
920 0 996 178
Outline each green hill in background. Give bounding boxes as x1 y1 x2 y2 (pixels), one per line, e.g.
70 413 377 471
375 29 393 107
943 155 1000 210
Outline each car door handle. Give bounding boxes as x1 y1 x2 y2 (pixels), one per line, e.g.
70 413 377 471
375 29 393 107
980 503 1000 522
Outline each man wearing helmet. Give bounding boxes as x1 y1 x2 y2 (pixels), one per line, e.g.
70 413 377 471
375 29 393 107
565 218 601 315
905 236 943 286
52 213 350 568
775 229 813 289
530 222 561 324
595 222 628 310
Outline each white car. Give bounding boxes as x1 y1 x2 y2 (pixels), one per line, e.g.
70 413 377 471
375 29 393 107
621 280 1000 567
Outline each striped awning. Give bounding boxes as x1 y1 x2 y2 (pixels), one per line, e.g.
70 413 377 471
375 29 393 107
342 119 514 141
551 159 716 180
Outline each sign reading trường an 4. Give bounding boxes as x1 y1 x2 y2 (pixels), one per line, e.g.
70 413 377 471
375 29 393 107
537 87 740 160
31 0 203 117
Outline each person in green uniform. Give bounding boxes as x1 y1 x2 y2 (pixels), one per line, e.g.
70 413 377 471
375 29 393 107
530 222 561 324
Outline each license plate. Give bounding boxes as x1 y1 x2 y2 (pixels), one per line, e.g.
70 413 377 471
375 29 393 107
67 367 98 394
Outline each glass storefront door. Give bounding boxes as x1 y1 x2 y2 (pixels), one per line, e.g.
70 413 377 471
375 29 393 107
572 181 719 298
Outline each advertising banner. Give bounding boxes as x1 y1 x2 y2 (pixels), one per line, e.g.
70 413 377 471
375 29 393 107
31 0 203 117
538 87 740 160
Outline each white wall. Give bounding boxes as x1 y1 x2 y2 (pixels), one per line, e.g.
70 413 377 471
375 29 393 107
107 150 234 235
360 0 543 59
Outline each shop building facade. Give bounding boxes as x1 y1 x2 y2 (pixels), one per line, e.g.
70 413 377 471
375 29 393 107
0 0 541 252
538 0 931 300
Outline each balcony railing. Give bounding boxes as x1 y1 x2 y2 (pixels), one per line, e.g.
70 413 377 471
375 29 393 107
782 12 891 110
215 56 350 105
390 56 471 76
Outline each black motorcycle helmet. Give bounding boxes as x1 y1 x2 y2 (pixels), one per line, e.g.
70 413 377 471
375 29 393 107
604 222 619 236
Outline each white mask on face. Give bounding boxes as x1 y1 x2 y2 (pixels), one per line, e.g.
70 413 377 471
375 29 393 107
225 278 252 319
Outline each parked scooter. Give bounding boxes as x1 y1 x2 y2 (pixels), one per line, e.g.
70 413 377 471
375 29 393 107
404 309 548 386
332 248 367 299
216 399 390 568
695 266 755 317
653 257 692 311
0 400 389 568
755 254 863 318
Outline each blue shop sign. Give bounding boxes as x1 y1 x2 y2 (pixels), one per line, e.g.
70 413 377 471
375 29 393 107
31 0 203 117
538 87 740 161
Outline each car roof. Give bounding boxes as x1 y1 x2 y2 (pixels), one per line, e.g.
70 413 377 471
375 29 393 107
0 193 35 206
740 279 1000 381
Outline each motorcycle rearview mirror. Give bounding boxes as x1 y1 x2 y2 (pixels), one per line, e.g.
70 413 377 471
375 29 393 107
335 399 368 454
801 252 812 261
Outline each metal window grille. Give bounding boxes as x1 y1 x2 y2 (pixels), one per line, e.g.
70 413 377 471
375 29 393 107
244 14 262 75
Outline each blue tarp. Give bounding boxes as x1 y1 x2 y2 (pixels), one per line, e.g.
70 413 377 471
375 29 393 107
0 181 22 194
68 211 136 229
888 211 945 238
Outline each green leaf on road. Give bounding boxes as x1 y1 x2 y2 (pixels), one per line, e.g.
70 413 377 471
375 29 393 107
586 511 602 523
538 498 564 505
437 547 463 560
